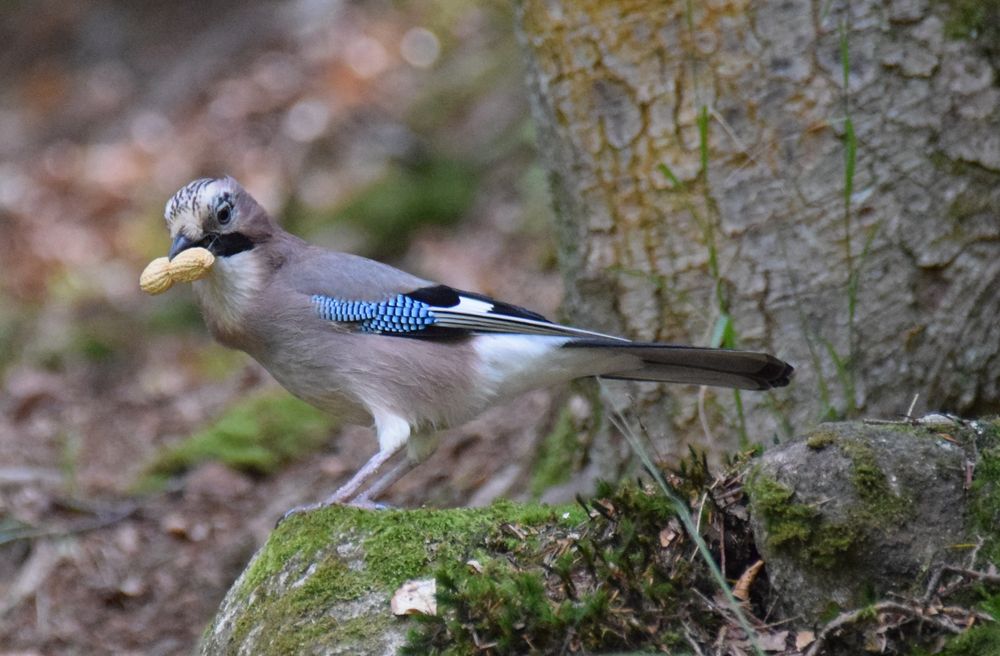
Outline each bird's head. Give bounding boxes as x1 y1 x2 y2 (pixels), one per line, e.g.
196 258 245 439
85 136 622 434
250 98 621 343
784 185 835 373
164 176 273 261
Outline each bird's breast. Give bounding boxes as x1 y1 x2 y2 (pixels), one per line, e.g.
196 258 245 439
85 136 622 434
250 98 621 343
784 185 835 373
193 251 266 347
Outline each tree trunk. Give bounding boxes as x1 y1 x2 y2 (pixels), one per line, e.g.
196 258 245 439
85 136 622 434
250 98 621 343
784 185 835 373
515 0 1000 466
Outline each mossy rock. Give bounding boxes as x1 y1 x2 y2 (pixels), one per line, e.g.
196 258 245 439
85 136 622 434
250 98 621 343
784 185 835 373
198 501 580 655
747 421 970 623
198 420 1000 654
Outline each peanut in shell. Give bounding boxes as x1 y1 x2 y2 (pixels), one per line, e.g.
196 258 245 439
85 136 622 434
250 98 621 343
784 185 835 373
139 247 215 295
169 247 215 283
139 257 175 295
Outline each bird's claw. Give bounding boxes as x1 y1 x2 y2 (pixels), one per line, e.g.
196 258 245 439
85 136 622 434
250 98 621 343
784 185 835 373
275 501 325 527
275 497 392 527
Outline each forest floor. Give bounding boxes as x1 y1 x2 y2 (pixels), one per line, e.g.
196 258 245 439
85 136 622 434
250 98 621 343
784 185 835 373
0 2 580 653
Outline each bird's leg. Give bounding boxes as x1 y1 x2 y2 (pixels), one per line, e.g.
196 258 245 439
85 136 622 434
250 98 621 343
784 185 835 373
353 457 416 506
278 412 412 523
277 444 405 524
323 444 405 505
322 411 413 506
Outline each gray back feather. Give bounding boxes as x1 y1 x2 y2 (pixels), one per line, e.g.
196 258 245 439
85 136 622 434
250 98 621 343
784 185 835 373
274 241 431 301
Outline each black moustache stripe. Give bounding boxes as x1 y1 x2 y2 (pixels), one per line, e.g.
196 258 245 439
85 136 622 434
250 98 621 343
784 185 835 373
203 233 255 257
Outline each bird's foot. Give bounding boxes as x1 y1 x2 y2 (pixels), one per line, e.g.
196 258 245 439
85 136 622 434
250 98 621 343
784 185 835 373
276 500 326 527
275 496 391 527
348 499 393 510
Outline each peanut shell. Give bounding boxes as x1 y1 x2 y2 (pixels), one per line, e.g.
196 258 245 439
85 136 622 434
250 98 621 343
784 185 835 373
140 257 175 295
169 247 215 283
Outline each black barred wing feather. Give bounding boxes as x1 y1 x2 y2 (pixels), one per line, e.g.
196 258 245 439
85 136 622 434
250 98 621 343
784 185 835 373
312 294 436 334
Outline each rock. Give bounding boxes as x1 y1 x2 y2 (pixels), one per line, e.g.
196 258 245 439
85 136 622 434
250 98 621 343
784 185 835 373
199 419 1000 653
747 421 970 623
198 501 576 655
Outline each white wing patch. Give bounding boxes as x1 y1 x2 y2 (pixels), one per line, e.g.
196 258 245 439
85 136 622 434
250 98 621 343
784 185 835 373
431 294 628 340
450 296 495 314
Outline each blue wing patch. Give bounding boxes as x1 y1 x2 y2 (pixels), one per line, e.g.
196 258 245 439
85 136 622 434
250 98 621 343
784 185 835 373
313 286 621 341
312 294 436 334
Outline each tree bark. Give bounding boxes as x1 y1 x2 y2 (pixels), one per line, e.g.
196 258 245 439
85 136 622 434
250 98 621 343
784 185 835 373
516 0 1000 464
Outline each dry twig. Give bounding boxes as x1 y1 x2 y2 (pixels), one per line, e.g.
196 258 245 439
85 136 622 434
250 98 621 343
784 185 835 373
804 601 968 656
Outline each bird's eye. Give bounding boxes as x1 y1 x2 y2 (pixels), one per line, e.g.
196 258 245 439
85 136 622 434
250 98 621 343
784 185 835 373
215 196 234 225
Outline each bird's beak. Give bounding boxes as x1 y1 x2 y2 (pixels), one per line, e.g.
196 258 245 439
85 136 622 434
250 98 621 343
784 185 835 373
168 234 198 260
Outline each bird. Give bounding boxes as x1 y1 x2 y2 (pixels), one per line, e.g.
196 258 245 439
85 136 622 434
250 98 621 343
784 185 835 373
159 176 793 508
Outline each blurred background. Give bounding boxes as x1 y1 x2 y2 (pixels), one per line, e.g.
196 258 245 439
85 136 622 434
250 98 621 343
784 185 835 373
0 1 576 652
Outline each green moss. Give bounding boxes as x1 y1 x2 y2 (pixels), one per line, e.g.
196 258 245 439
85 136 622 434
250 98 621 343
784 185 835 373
405 481 709 654
839 438 912 525
903 419 1000 656
749 431 916 571
746 474 814 546
228 501 583 653
931 594 1000 655
331 614 396 645
935 623 1000 655
818 601 844 624
363 503 531 588
968 420 1000 564
139 392 337 488
239 501 582 602
806 431 837 450
746 470 859 569
230 551 397 653
234 554 364 652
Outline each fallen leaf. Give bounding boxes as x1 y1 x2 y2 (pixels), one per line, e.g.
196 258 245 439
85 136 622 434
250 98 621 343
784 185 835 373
757 630 788 651
795 630 816 649
390 578 437 616
733 559 764 601
659 521 680 548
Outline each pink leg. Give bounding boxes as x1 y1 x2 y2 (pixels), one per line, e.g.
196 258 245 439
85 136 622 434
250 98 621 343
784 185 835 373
279 413 413 522
354 457 416 505
323 442 406 505
278 443 407 524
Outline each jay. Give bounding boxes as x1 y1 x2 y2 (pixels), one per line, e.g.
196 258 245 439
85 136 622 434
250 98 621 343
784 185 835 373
161 177 793 506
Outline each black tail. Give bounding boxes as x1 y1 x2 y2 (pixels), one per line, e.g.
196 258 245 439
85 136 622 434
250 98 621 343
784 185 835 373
564 340 794 391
